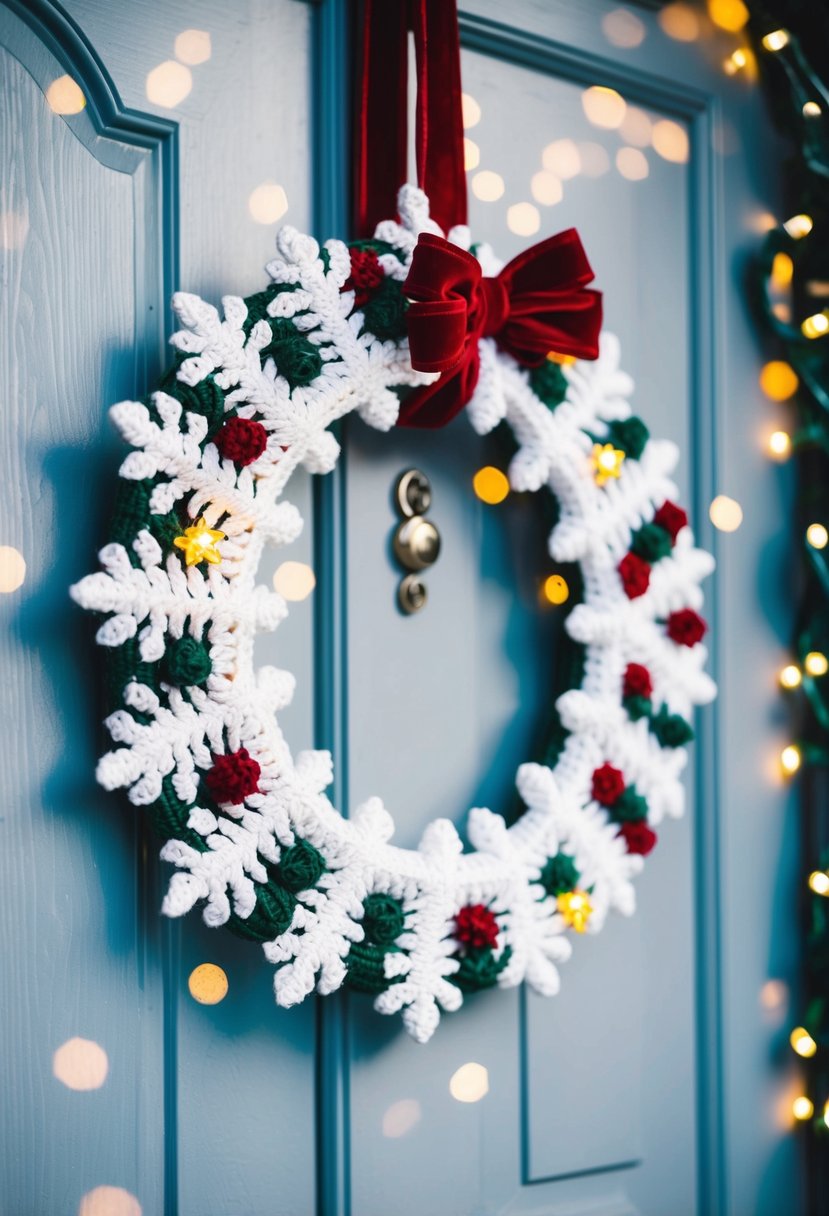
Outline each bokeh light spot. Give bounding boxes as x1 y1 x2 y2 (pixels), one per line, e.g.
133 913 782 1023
652 119 689 163
543 574 570 605
146 61 192 108
188 963 228 1005
542 139 581 180
709 495 743 532
582 86 627 130
78 1187 142 1216
382 1098 422 1138
53 1037 109 1091
273 561 316 601
461 93 481 129
602 8 646 48
707 0 749 32
464 138 480 171
759 360 798 401
473 467 509 505
0 546 26 592
531 171 563 206
658 3 700 41
471 171 504 202
616 147 649 181
507 202 540 236
174 29 212 65
449 1061 489 1103
248 182 289 224
46 75 85 115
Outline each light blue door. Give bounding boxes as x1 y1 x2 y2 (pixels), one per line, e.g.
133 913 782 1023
0 2 803 1215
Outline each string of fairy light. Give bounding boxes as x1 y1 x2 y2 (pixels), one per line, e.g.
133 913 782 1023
727 2 829 1150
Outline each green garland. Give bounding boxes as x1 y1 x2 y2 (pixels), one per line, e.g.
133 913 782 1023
748 0 829 1183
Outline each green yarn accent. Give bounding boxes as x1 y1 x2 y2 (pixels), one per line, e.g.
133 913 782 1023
608 417 650 460
174 376 226 434
360 275 407 341
104 634 156 714
361 892 405 946
261 317 323 388
344 941 400 994
613 786 649 823
631 522 672 563
242 282 298 333
150 775 208 852
164 636 212 687
530 360 568 410
538 852 580 898
651 705 695 748
227 875 296 942
279 838 326 893
624 694 652 722
452 945 513 993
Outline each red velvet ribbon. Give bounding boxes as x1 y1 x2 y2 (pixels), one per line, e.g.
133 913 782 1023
397 231 603 428
355 0 467 238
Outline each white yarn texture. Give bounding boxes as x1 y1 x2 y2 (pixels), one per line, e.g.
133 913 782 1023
71 186 715 1042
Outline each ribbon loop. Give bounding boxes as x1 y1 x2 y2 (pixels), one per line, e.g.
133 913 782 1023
398 229 603 429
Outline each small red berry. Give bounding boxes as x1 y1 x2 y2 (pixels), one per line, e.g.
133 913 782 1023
215 417 268 467
205 747 261 805
653 501 688 544
618 821 657 856
591 762 626 806
667 608 707 648
454 903 500 951
623 662 653 700
619 552 651 599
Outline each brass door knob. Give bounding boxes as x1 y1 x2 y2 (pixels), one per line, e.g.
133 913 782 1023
393 515 441 572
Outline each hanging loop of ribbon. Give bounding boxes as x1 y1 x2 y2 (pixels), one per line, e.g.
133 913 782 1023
355 0 602 428
355 0 467 238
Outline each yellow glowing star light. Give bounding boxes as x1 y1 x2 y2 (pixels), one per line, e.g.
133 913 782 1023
591 443 625 487
174 517 226 566
557 889 593 933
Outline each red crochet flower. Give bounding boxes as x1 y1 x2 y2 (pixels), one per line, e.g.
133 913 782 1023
619 552 651 599
205 747 261 805
344 247 384 307
618 821 657 856
653 500 688 544
215 417 268 467
667 608 707 648
623 662 653 700
454 904 500 951
591 762 626 806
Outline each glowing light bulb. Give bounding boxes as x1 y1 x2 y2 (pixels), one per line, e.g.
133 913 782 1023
557 889 593 933
802 312 829 339
784 213 813 239
591 443 625 486
781 745 801 775
771 252 794 289
768 431 792 460
762 29 790 52
543 574 570 605
792 1095 814 1121
809 871 829 896
805 652 828 677
807 523 829 549
779 664 802 690
790 1028 817 1058
724 48 748 75
803 102 821 117
173 517 226 566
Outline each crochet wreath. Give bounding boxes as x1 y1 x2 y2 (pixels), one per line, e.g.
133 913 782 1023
71 186 715 1042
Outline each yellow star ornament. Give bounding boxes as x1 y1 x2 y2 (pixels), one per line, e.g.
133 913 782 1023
557 888 593 934
173 517 226 567
591 442 626 487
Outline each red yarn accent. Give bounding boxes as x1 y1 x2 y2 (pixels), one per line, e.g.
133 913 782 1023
344 248 384 307
667 608 707 648
653 500 688 543
623 662 653 700
591 762 625 806
619 552 651 599
454 903 500 950
619 821 657 856
215 417 268 467
205 747 261 805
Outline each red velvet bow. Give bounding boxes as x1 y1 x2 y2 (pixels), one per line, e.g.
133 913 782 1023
397 229 603 429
